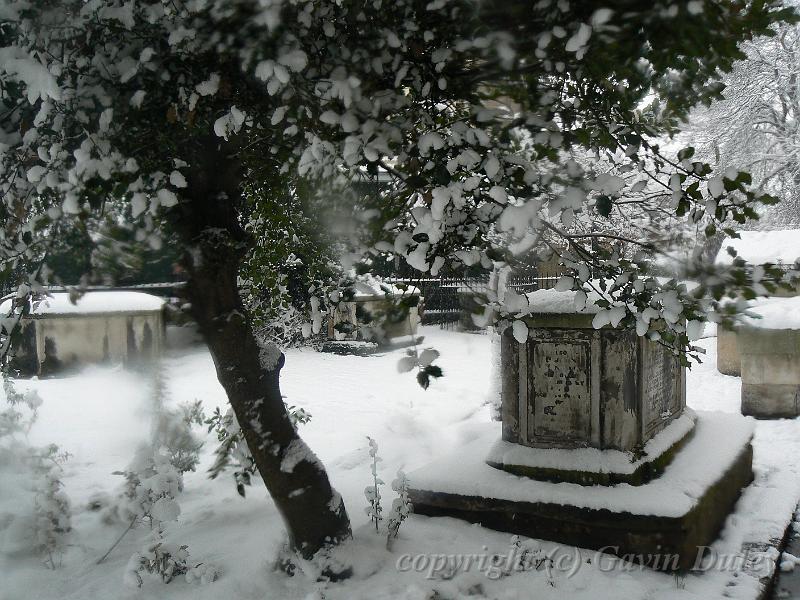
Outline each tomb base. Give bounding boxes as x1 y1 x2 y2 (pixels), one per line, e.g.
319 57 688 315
742 383 800 419
408 411 753 571
486 410 696 486
739 326 800 419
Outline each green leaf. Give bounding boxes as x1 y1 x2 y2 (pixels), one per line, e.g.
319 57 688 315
405 175 428 189
676 197 689 217
596 195 612 217
416 371 430 390
425 364 443 378
677 146 695 160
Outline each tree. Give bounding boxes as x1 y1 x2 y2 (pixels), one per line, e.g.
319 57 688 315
0 0 796 569
242 182 342 347
688 12 800 229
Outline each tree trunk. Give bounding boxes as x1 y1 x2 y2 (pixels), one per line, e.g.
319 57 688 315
172 139 351 562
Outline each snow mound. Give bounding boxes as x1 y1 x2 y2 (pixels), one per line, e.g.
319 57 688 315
715 229 800 266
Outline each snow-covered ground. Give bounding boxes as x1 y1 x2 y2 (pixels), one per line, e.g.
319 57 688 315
2 326 800 600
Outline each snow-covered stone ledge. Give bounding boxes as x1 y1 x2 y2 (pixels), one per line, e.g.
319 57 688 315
486 409 697 486
409 411 754 570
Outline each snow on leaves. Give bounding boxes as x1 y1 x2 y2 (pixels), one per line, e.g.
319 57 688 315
0 0 795 368
213 106 249 140
0 46 61 104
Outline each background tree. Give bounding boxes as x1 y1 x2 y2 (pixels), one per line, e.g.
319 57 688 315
0 0 796 570
91 215 182 286
688 11 800 229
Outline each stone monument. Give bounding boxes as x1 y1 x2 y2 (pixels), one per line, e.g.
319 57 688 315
1 291 165 377
409 289 754 569
717 325 741 376
489 308 689 485
738 297 800 418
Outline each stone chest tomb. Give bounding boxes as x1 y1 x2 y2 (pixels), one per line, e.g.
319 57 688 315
499 312 686 452
487 292 690 486
409 288 753 569
737 296 800 418
1 291 165 376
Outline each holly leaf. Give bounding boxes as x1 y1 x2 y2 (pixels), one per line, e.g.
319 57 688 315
416 371 430 389
596 195 612 217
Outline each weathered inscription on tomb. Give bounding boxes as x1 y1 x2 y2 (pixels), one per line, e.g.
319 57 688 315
642 341 677 436
529 340 592 444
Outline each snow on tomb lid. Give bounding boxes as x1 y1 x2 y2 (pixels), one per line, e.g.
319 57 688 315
715 228 800 266
741 296 800 330
0 291 165 316
519 279 700 321
521 288 602 314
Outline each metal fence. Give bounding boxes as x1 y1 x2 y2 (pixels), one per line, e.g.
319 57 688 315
389 272 564 327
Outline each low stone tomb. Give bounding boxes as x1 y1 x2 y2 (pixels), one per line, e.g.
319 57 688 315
738 297 800 418
327 277 421 343
409 289 753 570
1 291 165 376
717 326 741 376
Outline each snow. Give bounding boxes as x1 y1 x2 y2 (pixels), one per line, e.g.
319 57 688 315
2 328 800 600
0 291 165 316
715 229 800 266
742 296 800 330
413 410 750 518
486 410 697 476
194 74 219 96
352 275 420 299
280 438 319 474
523 288 601 314
519 279 700 318
0 47 61 104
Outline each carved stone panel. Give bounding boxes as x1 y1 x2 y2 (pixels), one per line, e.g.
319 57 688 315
600 330 640 451
500 328 521 443
528 338 592 446
641 341 680 437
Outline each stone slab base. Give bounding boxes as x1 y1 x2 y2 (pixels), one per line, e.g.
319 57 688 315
321 336 423 356
409 412 754 570
486 410 696 486
742 383 800 418
320 341 379 356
